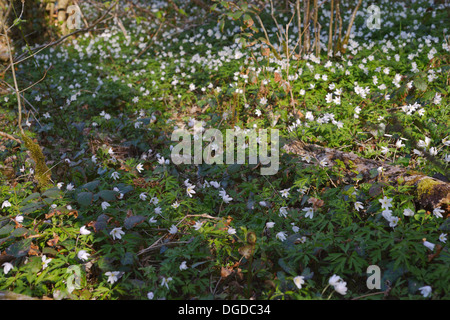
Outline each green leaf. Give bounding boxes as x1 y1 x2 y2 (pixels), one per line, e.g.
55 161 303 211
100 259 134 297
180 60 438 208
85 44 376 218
121 252 134 265
191 261 209 269
81 180 100 191
13 18 26 26
227 163 241 174
20 192 41 204
114 183 134 194
42 198 54 205
301 267 314 280
408 278 421 294
11 227 29 237
41 187 62 199
228 11 243 20
42 247 58 256
94 214 109 231
27 256 43 274
6 238 32 258
20 202 46 214
381 261 407 291
66 265 82 293
96 190 118 202
76 192 94 207
414 76 427 91
278 258 295 276
124 215 145 229
369 168 379 179
0 224 14 236
439 219 450 231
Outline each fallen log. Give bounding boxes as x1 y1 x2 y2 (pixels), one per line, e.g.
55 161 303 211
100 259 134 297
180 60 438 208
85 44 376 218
283 140 450 215
0 291 39 300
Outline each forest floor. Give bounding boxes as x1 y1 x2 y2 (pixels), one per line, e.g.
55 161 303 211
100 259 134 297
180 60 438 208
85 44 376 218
0 0 449 300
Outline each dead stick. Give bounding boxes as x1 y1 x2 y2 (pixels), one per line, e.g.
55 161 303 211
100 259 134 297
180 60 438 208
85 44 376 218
0 131 21 144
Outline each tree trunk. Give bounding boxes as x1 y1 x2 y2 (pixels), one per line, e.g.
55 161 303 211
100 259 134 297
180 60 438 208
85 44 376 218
327 0 334 56
303 0 310 54
340 0 362 52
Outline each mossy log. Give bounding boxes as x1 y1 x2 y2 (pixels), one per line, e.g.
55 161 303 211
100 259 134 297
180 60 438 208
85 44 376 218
284 140 449 215
21 134 51 189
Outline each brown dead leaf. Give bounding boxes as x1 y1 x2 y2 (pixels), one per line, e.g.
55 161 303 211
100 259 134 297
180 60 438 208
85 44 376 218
235 268 244 281
221 266 233 279
28 242 40 256
262 47 270 57
68 210 78 218
293 109 304 119
45 211 55 219
47 233 60 247
126 209 133 218
428 244 443 262
274 72 282 83
308 197 324 210
238 244 255 259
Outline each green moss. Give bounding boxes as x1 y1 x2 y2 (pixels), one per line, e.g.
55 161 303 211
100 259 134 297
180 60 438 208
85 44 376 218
416 178 441 199
21 133 51 189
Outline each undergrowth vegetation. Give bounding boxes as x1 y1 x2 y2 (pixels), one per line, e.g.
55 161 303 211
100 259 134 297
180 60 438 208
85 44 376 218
0 0 449 300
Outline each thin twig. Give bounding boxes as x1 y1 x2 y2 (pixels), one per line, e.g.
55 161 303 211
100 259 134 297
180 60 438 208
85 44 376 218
0 131 21 144
18 67 49 93
3 18 24 136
